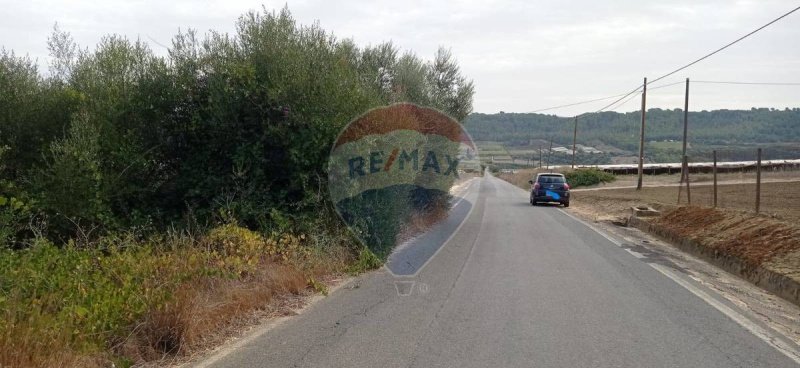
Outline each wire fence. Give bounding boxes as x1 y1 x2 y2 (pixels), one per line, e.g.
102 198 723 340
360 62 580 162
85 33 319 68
677 148 800 220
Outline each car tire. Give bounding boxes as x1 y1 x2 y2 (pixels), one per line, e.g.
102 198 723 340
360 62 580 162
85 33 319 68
530 198 537 206
562 201 570 208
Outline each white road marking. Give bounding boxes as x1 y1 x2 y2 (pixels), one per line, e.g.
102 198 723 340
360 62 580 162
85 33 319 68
625 249 647 259
554 204 800 364
557 208 623 247
650 263 800 365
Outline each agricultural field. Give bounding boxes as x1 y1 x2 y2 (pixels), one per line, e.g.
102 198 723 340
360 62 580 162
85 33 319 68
570 179 800 223
498 168 800 223
475 141 514 162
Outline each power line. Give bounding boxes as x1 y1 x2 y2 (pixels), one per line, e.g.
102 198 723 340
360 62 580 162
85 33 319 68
649 80 686 91
573 79 795 114
528 5 799 116
649 5 800 85
694 80 800 86
590 80 688 113
607 89 644 111
562 80 683 118
589 80 684 114
589 85 642 114
528 90 641 113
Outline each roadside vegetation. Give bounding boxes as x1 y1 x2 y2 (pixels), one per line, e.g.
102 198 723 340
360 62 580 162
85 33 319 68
497 167 616 190
0 6 473 366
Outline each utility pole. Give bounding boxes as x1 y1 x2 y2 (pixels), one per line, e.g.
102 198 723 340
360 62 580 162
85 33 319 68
684 155 691 205
637 77 647 190
571 116 578 169
756 148 762 214
713 150 718 208
678 78 690 202
546 139 553 170
681 78 689 160
539 145 542 168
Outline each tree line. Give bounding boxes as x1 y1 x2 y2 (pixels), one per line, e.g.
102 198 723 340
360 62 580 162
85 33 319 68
0 7 475 247
466 108 800 153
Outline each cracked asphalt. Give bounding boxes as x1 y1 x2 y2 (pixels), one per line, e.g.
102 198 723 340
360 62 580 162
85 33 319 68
201 174 800 367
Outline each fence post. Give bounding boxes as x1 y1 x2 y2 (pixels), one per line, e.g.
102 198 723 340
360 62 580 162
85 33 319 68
756 148 762 214
713 150 718 208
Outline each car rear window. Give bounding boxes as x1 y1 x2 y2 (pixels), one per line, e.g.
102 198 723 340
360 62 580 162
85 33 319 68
537 175 565 184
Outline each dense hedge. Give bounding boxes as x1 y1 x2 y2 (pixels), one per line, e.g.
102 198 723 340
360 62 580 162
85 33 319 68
0 7 475 365
0 7 474 246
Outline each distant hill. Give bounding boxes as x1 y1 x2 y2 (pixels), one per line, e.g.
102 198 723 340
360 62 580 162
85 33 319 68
465 108 800 163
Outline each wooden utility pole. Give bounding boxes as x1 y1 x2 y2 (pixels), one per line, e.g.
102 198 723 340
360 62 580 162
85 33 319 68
637 77 647 190
678 78 690 202
713 150 718 208
756 148 762 214
546 140 553 170
539 145 542 168
681 78 690 159
571 116 578 169
684 155 691 204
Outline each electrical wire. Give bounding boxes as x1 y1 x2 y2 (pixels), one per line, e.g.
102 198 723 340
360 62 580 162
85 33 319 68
525 5 800 116
649 5 800 85
528 90 642 113
589 85 642 114
612 90 649 111
649 80 686 91
694 80 800 86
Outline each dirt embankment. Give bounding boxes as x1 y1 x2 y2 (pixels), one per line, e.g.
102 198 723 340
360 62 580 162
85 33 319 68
630 205 800 305
652 207 800 271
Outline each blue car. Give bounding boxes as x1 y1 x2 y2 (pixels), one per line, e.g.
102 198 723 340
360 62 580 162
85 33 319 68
529 173 570 207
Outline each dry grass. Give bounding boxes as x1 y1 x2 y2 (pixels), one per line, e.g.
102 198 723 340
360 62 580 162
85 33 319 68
119 263 308 363
0 224 356 368
395 204 450 245
0 327 98 368
496 168 548 189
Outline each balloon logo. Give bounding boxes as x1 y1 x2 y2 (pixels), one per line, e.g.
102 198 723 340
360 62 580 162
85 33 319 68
327 103 479 260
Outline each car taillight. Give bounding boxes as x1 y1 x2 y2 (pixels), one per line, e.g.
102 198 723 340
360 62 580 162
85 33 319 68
533 183 540 190
564 183 570 190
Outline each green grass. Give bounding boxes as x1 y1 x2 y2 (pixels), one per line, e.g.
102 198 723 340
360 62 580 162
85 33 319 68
0 225 353 367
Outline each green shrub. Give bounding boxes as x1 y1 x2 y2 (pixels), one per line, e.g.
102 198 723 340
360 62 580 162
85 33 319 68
0 239 168 356
564 169 616 188
347 247 383 274
0 225 342 366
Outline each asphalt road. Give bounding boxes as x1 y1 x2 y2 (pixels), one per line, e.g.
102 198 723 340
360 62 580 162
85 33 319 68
201 174 800 368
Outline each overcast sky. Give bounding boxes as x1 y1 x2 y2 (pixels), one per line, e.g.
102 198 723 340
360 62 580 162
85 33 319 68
1 0 798 115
